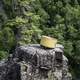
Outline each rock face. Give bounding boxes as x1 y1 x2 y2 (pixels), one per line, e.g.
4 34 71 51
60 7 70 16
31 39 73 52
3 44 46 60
0 44 72 80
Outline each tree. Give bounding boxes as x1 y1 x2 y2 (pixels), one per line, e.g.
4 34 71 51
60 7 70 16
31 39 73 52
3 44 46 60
0 0 80 79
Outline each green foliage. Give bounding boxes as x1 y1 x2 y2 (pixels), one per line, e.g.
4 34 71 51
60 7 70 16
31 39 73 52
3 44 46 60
0 0 80 79
0 51 8 60
0 27 15 51
6 17 28 27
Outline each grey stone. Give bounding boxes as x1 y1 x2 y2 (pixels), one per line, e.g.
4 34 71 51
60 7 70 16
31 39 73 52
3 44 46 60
0 44 72 80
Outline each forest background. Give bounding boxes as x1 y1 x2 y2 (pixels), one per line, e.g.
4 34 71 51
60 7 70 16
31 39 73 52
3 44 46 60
0 0 80 80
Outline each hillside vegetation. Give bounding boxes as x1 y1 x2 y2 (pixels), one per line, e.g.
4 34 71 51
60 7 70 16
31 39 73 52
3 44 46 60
0 0 80 79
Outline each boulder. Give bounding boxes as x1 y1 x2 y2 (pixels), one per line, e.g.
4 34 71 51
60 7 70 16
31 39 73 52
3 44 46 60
0 44 72 80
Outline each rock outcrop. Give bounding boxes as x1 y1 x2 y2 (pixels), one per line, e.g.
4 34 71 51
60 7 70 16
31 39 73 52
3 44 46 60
0 44 72 80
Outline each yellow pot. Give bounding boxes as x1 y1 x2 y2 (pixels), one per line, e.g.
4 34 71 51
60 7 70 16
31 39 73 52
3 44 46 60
40 36 57 48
